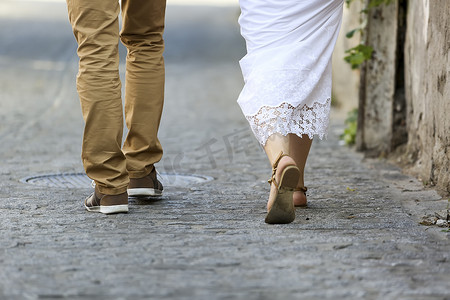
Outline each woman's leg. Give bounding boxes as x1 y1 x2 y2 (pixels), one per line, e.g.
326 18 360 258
289 134 312 206
264 133 312 209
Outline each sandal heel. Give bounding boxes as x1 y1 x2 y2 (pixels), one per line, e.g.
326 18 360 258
266 154 300 224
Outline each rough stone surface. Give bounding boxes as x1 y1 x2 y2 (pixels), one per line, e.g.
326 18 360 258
404 0 450 194
0 2 449 300
357 1 399 154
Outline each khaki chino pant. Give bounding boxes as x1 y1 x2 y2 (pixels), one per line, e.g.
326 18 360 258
67 0 166 195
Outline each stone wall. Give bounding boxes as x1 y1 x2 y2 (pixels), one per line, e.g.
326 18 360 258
356 1 400 155
404 0 450 193
338 0 450 194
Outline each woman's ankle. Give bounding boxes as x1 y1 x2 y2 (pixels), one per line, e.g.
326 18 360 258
293 190 307 206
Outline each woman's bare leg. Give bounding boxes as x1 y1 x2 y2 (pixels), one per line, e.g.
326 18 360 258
288 134 312 206
264 133 296 210
264 133 312 209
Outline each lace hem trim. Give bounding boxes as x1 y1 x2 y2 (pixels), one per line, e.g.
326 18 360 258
245 99 331 146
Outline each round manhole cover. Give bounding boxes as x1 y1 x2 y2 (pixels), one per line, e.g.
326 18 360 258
20 172 213 189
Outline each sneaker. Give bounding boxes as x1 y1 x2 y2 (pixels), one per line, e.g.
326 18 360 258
128 167 163 197
84 185 129 214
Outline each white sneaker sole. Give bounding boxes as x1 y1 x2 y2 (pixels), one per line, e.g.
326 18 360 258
85 204 128 214
127 188 162 197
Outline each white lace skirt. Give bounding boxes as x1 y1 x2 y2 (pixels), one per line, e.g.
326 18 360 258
237 0 344 145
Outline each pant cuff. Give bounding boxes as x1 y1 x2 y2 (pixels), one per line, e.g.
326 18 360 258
128 165 154 179
96 184 128 195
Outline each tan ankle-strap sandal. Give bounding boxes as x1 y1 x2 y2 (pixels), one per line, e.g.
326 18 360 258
265 151 300 224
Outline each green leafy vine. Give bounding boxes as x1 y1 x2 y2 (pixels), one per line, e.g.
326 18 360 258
340 108 358 145
344 0 393 69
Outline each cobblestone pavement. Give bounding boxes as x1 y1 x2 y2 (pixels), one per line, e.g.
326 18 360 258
0 1 449 299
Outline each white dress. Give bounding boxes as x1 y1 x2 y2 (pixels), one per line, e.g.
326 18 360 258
237 0 344 145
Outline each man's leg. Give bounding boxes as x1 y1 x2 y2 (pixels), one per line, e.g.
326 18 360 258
67 0 129 197
120 0 166 180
